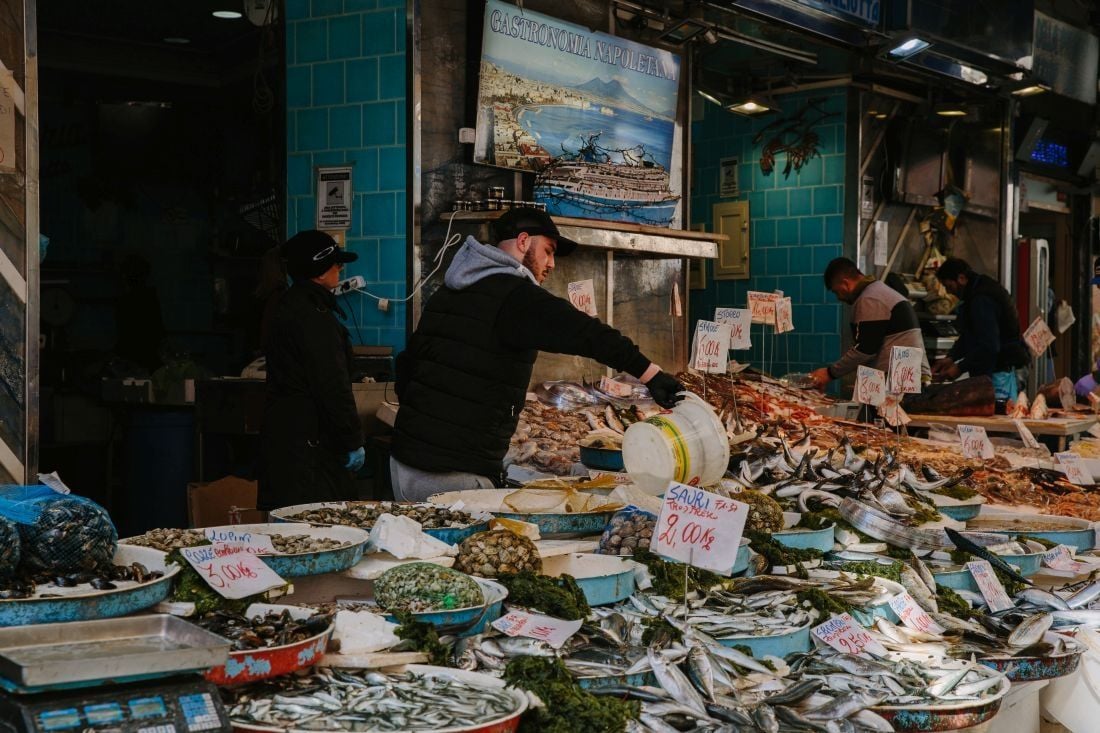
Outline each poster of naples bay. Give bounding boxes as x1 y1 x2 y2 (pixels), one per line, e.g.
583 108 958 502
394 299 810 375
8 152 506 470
474 1 682 228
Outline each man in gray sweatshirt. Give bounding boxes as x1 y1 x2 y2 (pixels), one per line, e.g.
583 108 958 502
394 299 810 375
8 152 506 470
809 257 929 390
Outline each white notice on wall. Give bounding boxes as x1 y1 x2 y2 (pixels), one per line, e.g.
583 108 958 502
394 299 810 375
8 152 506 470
853 366 886 407
567 279 598 317
316 166 354 229
774 298 794 334
714 308 751 350
1022 316 1056 358
873 220 889 266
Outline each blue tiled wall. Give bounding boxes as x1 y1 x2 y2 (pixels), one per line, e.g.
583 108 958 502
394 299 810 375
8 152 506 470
691 89 847 376
286 0 408 352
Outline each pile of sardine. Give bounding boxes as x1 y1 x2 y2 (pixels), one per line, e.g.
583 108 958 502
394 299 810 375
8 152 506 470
195 609 332 651
283 503 481 531
223 668 522 731
124 528 350 554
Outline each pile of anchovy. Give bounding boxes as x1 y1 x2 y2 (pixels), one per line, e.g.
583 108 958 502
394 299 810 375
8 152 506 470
223 668 522 731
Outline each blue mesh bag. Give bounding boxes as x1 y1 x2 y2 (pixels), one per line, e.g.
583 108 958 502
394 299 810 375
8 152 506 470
0 485 117 573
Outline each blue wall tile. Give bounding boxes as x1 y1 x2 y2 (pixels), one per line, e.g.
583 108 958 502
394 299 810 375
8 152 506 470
288 3 408 352
689 89 848 372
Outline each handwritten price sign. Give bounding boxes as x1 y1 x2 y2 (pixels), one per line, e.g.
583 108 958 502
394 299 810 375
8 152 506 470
1023 316 1055 358
692 320 732 374
958 425 994 460
652 482 748 575
567 279 597 317
811 613 887 657
1042 544 1084 573
774 297 794 334
491 609 582 649
854 366 886 407
180 544 287 599
887 592 945 635
747 291 781 325
714 308 751 350
598 376 634 399
1013 419 1041 449
1055 451 1091 486
880 393 911 427
889 346 923 394
966 560 1014 612
203 528 276 554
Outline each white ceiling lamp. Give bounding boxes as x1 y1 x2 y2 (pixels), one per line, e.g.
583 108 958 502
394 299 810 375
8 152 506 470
212 10 243 19
887 38 931 59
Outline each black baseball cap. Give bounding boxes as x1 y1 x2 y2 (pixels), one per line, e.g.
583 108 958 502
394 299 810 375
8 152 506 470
491 207 578 256
283 230 357 279
1092 256 1100 286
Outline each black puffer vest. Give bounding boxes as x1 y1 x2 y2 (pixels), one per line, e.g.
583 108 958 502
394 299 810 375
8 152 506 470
392 274 535 479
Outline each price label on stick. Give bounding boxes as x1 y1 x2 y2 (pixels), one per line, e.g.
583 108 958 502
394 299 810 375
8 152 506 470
491 610 582 649
692 320 731 374
811 613 887 657
1023 316 1056 358
966 560 1014 612
652 482 748 575
180 544 286 599
598 377 633 399
714 308 751 350
880 393 911 427
958 425 994 460
567 279 597 317
1042 544 1084 573
888 346 923 394
1014 419 1041 449
853 366 886 407
888 592 945 635
203 528 277 554
1055 451 1091 486
774 297 794 334
1059 378 1076 412
747 291 780 324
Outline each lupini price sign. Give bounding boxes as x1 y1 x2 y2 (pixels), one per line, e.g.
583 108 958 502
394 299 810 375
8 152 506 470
652 482 748 575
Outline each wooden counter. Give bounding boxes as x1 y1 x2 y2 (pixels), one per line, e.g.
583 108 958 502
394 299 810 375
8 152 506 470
906 414 1097 451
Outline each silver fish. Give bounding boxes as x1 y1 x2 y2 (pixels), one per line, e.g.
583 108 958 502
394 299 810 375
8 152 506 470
898 563 938 613
704 641 777 676
804 692 883 721
648 647 709 719
954 675 1005 697
752 703 780 733
1015 588 1069 611
1067 580 1100 609
927 665 972 697
687 644 717 702
775 705 828 732
910 552 937 594
1008 613 1053 648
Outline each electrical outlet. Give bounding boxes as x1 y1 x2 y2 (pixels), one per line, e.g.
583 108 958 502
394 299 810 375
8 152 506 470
377 298 390 313
333 275 366 295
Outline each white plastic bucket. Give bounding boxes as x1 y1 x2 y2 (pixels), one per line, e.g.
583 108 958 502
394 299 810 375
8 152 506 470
622 392 730 494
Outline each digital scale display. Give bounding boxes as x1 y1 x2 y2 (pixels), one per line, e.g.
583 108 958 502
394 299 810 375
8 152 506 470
84 703 125 724
129 696 168 719
36 709 81 731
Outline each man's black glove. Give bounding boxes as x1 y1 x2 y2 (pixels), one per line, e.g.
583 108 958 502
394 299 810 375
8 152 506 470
646 371 685 408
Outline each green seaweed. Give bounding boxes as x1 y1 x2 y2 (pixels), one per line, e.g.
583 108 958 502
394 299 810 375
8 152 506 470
930 484 979 501
936 586 971 617
392 611 449 666
504 656 638 733
633 549 729 601
746 531 823 568
640 616 683 646
836 560 904 583
496 571 590 621
796 587 854 616
905 498 942 524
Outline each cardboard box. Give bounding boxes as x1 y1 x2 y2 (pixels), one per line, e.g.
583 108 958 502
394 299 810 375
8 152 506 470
187 475 266 527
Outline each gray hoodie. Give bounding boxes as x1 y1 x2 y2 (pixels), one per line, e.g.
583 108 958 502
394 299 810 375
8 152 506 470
443 236 536 290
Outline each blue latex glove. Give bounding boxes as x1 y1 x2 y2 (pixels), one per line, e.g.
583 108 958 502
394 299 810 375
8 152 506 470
344 446 366 472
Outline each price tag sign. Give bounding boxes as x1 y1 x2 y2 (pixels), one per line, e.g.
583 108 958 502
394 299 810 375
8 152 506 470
715 308 751 350
888 346 923 394
567 279 597 317
887 592 946 635
652 482 748 575
204 528 277 554
854 366 886 407
774 297 794 334
966 560 1014 612
958 425 995 460
1059 378 1076 412
1013 419 1041 449
811 613 887 657
491 610 582 649
1023 316 1056 358
1042 544 1084 573
1055 451 1091 485
598 377 633 399
692 320 732 374
747 291 780 324
880 393 911 427
180 544 287 599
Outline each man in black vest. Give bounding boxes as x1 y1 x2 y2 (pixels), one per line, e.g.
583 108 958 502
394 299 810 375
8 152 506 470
932 257 1029 400
390 208 685 501
258 230 365 511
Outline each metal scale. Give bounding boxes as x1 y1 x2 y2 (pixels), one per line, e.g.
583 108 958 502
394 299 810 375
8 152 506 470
0 615 234 733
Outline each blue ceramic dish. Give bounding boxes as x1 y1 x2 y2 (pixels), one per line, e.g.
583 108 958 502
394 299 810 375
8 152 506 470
773 525 835 553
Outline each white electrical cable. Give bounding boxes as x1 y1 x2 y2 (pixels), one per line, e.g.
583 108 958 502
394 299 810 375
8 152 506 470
349 210 464 303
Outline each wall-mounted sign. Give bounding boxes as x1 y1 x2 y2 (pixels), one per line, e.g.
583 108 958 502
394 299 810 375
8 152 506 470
719 157 739 198
793 0 880 27
474 0 682 227
315 166 353 230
